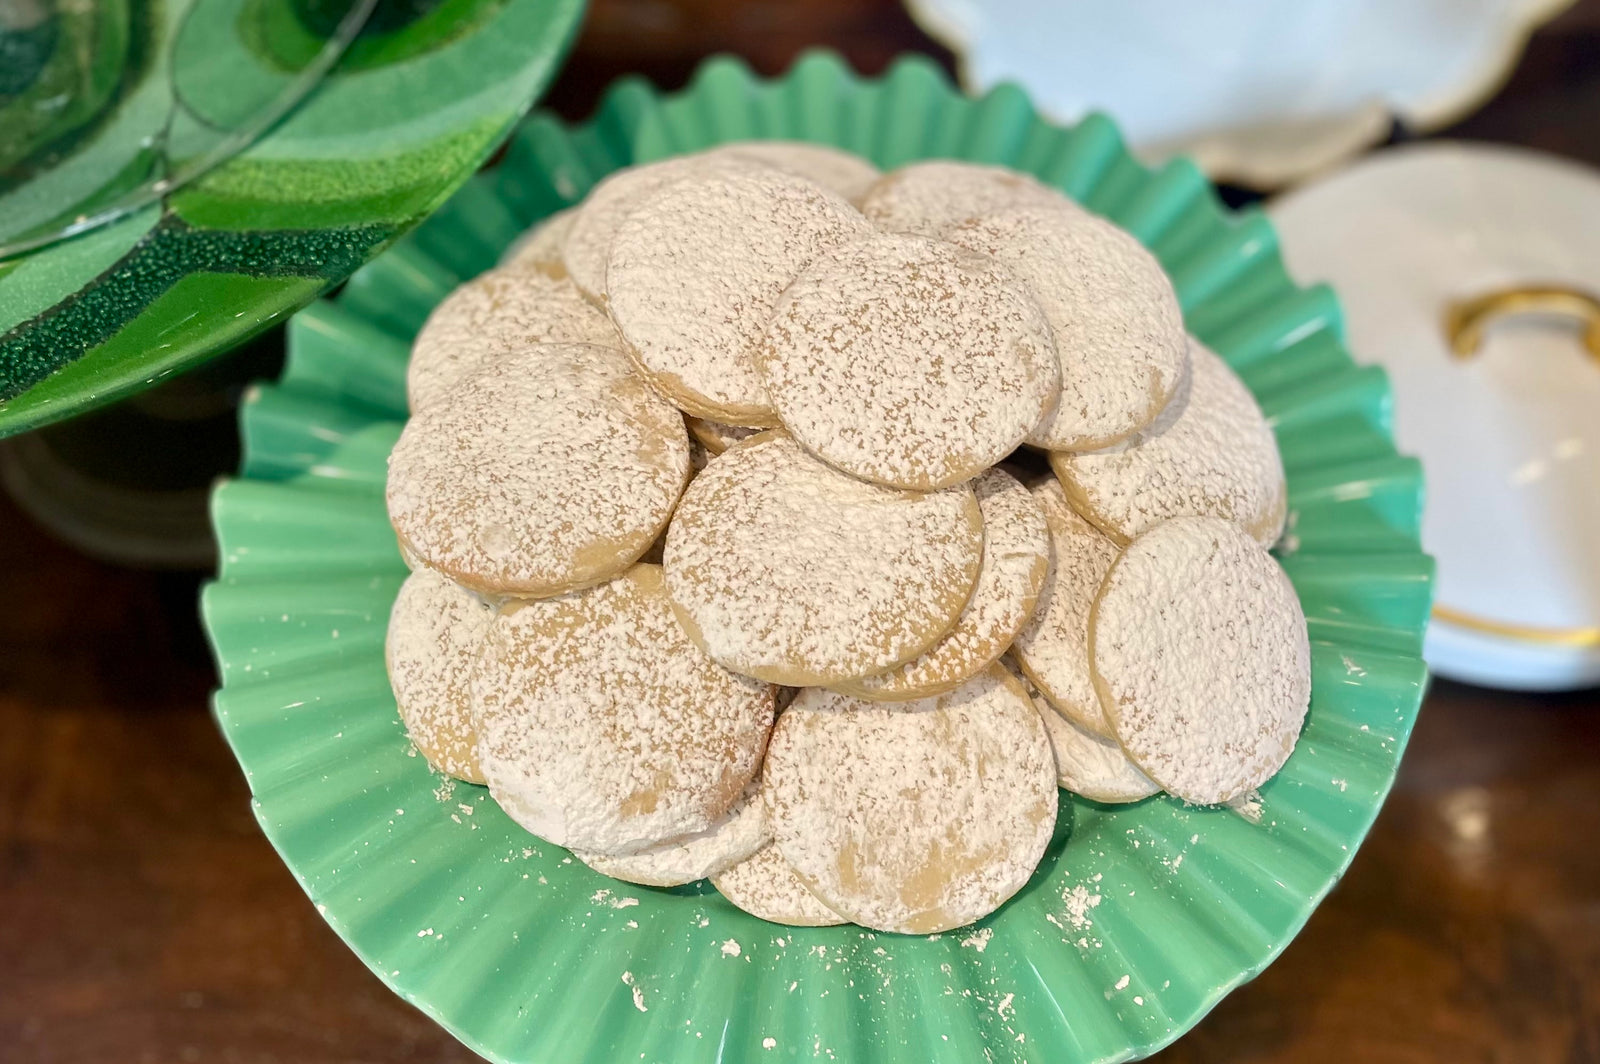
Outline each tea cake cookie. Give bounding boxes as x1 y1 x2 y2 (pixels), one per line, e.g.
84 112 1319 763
706 140 880 203
475 564 775 854
385 568 493 783
685 416 760 455
1090 517 1310 805
664 432 983 686
1030 689 1159 804
1054 340 1287 547
859 160 1076 237
388 343 691 597
501 206 578 272
763 667 1058 934
576 780 769 887
407 266 619 413
608 167 871 425
835 469 1050 701
1011 478 1120 739
562 154 763 301
951 206 1187 450
758 233 1059 490
712 842 847 927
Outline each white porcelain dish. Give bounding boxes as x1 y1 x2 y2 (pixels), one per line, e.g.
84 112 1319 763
1272 142 1600 690
907 0 1574 188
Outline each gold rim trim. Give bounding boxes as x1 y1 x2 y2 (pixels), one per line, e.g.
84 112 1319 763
1444 284 1600 362
1432 605 1600 648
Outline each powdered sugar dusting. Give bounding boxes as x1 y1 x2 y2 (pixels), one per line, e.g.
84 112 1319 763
1092 517 1310 804
1054 339 1288 547
474 564 775 853
664 432 983 685
1031 688 1160 803
705 141 880 203
763 668 1058 933
576 779 771 887
859 160 1076 237
607 166 871 424
1011 478 1120 738
951 206 1186 450
712 843 846 927
407 267 618 412
385 570 493 782
759 234 1059 490
837 469 1049 701
563 155 750 300
387 343 691 597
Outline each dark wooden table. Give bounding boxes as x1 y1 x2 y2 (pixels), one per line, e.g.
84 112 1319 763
4 2 1599 1061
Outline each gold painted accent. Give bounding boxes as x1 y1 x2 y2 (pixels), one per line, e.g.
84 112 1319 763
1444 285 1600 362
1433 605 1600 648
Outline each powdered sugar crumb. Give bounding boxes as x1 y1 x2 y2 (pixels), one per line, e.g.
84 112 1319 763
621 971 647 1012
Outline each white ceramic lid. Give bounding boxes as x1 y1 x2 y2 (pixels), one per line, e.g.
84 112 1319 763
905 0 1573 188
1272 142 1600 690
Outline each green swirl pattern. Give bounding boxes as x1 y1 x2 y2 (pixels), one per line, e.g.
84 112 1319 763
0 0 584 437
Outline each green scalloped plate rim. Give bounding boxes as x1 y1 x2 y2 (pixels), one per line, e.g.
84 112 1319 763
202 50 1433 1064
0 0 586 439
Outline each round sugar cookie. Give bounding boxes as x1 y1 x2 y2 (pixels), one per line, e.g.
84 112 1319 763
385 568 492 783
951 206 1187 450
575 780 769 887
407 265 619 413
706 141 880 203
475 564 775 854
561 155 761 301
607 166 871 425
834 469 1050 701
712 842 846 927
763 667 1058 934
664 432 984 686
1090 517 1310 806
1053 339 1287 548
1030 686 1159 804
388 343 691 597
1010 477 1120 739
757 233 1059 490
859 160 1077 237
685 416 760 455
500 206 578 272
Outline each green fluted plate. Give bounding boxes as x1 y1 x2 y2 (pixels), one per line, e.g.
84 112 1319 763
201 51 1433 1064
0 0 585 438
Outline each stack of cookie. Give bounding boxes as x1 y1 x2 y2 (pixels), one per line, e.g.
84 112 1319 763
384 144 1312 935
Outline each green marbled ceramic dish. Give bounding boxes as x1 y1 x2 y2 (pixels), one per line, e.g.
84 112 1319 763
202 51 1433 1064
0 0 585 438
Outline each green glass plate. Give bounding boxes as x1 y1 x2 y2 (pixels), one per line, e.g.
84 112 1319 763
0 0 585 439
201 51 1433 1064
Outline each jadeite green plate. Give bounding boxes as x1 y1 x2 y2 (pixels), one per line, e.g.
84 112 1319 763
202 52 1434 1064
0 0 585 438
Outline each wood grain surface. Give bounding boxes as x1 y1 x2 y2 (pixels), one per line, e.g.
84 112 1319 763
3 2 1599 1061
